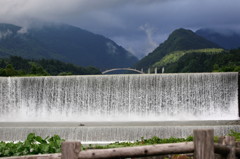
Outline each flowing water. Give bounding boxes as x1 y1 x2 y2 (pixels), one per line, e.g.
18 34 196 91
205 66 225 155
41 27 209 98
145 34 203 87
0 73 238 121
0 72 239 142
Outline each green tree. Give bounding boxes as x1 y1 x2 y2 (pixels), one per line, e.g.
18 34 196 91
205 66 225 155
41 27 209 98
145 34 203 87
0 60 6 68
58 72 73 76
5 64 18 76
30 62 49 76
0 68 6 76
85 66 102 74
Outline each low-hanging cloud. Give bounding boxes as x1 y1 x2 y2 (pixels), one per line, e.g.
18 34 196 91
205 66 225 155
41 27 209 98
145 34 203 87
0 0 240 58
0 29 13 39
139 24 158 52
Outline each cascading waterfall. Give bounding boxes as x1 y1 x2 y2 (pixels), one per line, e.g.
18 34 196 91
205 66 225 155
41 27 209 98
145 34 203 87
0 72 238 121
0 72 239 142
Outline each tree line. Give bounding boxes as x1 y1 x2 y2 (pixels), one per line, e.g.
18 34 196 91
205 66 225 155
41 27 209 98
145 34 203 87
0 56 101 76
157 48 240 73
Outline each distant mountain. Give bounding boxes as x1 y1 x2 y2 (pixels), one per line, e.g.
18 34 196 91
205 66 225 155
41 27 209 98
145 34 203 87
153 48 224 68
134 28 220 70
0 23 138 70
196 28 240 50
158 48 240 73
0 56 101 76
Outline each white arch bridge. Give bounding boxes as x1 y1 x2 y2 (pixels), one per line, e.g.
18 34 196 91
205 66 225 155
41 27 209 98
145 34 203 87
102 68 145 74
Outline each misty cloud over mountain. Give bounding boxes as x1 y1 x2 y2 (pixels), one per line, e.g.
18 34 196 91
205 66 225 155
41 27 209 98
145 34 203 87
0 0 240 58
0 23 138 69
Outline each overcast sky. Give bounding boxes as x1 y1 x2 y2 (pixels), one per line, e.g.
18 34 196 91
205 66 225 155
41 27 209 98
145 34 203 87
0 0 240 58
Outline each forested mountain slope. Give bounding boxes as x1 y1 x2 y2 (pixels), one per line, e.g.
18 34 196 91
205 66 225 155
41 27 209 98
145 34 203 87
0 23 138 70
134 28 220 70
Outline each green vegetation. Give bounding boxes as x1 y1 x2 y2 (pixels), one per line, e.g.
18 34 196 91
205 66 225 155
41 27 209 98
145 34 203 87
135 28 220 70
0 56 101 76
135 28 239 73
212 49 240 72
83 136 194 150
228 130 240 141
0 23 138 69
1 130 240 157
157 48 240 73
153 48 224 68
135 28 240 73
83 130 240 150
0 133 64 157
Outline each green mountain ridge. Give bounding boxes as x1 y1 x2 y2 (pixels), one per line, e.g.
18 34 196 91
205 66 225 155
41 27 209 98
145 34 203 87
0 23 57 59
161 48 240 73
0 56 101 76
1 24 238 73
134 28 220 70
153 48 225 68
0 23 138 70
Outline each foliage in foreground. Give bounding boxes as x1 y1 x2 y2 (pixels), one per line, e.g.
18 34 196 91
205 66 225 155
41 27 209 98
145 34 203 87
83 130 240 150
228 130 240 141
1 130 240 157
83 136 194 150
0 133 64 157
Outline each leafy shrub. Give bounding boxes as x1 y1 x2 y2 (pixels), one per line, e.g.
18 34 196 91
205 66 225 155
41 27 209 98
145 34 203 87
1 130 240 157
0 133 64 157
83 135 194 150
228 130 240 141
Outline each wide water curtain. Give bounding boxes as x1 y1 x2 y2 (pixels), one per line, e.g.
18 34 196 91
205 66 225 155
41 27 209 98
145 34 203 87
0 72 238 121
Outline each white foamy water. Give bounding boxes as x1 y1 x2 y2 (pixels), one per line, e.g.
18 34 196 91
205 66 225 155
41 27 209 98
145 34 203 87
0 72 238 121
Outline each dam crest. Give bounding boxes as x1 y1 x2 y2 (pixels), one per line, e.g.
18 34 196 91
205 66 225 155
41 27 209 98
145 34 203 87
0 72 239 142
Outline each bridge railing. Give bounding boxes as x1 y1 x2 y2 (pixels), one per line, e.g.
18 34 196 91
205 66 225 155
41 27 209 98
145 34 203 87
102 68 144 74
102 67 165 74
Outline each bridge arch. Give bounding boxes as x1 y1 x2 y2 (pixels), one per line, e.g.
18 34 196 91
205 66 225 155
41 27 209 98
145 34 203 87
102 68 144 74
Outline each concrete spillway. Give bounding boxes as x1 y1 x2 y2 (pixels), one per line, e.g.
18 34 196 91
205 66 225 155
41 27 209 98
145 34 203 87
0 72 239 142
0 72 238 121
0 121 240 142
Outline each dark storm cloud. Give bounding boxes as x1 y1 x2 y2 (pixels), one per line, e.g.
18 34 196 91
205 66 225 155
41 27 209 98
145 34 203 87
0 0 240 58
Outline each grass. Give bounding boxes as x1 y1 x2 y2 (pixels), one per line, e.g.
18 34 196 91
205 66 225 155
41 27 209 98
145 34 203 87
153 48 224 67
1 130 240 157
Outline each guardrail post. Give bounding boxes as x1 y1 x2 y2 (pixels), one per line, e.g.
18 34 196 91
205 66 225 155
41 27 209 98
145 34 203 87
194 129 214 159
61 141 81 159
215 136 228 159
220 136 236 159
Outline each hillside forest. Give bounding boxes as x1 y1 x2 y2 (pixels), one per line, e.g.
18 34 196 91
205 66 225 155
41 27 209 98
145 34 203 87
0 56 101 76
0 25 239 76
153 48 240 73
